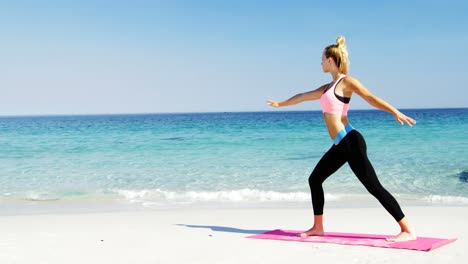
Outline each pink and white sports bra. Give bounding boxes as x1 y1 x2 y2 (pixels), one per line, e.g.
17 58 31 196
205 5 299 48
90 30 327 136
320 75 351 116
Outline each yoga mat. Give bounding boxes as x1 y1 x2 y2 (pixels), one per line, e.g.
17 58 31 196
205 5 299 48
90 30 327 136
247 229 456 251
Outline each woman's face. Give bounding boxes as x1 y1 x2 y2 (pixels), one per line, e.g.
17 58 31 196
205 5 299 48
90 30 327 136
321 52 331 73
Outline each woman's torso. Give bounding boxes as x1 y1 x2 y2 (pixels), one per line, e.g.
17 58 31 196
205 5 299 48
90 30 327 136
324 114 350 139
320 75 353 139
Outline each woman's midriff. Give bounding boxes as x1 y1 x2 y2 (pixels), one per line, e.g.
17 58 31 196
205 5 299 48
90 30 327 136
323 113 349 139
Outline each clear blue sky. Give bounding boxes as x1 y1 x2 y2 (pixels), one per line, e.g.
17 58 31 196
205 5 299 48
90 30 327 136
1 0 467 115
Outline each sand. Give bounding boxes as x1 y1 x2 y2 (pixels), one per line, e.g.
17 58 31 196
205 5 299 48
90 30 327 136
0 205 466 264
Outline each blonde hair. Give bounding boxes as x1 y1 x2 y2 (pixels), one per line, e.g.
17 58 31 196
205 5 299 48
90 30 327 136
324 36 349 74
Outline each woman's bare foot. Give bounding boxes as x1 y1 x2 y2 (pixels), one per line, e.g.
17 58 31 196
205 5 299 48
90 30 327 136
387 217 417 242
386 231 417 242
299 215 324 237
298 227 324 238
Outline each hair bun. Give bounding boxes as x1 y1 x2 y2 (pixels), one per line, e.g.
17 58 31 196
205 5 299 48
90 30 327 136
336 36 346 46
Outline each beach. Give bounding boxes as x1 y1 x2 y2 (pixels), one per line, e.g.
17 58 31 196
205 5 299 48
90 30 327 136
0 110 466 263
0 204 466 264
2 0 467 262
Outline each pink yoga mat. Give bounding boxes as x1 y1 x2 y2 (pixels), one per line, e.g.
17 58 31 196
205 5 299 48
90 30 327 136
247 229 456 251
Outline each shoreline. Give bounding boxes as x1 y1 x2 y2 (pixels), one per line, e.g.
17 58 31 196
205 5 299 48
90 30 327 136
2 188 468 217
1 195 467 216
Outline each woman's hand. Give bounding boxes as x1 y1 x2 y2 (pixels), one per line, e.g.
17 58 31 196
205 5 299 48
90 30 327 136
266 100 281 108
394 112 417 126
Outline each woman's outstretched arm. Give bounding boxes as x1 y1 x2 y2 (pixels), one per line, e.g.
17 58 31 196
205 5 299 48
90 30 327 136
346 77 417 126
267 84 328 108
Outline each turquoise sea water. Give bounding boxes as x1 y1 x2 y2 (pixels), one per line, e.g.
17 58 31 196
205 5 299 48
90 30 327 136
0 109 467 209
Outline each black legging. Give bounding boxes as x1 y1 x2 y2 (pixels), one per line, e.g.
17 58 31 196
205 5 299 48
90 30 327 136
308 130 405 222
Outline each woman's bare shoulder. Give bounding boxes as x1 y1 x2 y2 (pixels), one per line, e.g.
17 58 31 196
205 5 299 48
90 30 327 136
343 75 365 90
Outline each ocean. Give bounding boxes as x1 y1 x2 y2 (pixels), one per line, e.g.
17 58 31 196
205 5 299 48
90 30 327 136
0 108 467 211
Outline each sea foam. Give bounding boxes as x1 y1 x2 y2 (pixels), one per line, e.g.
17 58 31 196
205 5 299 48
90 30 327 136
115 188 339 204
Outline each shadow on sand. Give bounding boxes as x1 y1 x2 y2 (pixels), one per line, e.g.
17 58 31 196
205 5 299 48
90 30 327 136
176 224 267 235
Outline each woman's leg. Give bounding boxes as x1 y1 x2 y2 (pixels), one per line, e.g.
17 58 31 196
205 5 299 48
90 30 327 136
345 131 416 241
300 144 347 237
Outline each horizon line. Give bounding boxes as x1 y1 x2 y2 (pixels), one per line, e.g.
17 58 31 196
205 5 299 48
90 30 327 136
0 107 467 118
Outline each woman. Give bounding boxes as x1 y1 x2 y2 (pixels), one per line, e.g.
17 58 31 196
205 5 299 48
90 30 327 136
267 36 417 242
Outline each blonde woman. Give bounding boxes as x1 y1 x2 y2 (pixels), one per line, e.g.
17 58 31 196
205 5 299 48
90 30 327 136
267 36 417 242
